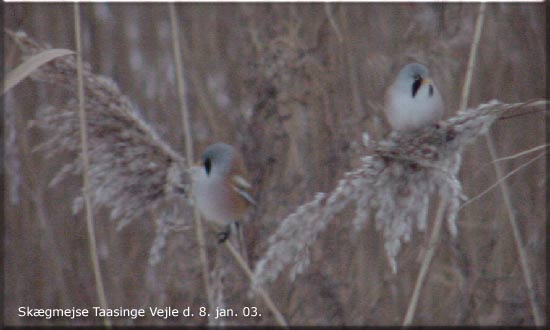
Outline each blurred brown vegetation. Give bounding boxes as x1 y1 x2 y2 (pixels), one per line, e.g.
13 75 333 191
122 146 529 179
3 2 546 326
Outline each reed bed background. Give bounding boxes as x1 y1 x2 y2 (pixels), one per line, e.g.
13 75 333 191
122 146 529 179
3 3 546 326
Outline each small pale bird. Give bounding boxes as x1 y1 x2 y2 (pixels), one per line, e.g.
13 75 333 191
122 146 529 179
384 63 444 132
191 143 255 243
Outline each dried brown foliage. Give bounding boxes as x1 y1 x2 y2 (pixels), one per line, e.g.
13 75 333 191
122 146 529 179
4 3 545 326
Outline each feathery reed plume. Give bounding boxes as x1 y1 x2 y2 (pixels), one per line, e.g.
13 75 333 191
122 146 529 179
148 198 193 266
8 30 190 231
252 99 546 288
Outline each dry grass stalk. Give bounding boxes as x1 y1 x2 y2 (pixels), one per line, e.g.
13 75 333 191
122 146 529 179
167 7 287 325
403 3 487 325
463 4 544 323
461 151 545 210
403 195 448 325
485 144 548 165
324 3 343 43
223 241 288 326
168 3 213 317
252 99 546 290
458 3 487 112
73 4 110 327
484 134 543 325
199 219 288 326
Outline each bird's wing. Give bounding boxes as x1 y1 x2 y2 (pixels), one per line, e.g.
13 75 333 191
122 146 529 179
231 175 256 205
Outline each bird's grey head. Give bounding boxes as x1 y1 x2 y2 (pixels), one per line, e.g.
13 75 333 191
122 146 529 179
201 143 235 176
395 63 433 98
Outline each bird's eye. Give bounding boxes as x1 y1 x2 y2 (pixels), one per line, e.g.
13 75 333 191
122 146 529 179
412 78 422 97
413 74 421 81
204 158 212 175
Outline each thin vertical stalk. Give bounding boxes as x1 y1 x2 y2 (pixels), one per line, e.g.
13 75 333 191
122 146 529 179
459 4 486 112
403 3 486 325
324 3 343 43
340 7 363 117
170 4 286 326
199 219 287 326
168 2 212 308
403 197 447 325
484 135 542 325
469 3 541 325
73 4 111 327
170 4 194 160
223 241 288 327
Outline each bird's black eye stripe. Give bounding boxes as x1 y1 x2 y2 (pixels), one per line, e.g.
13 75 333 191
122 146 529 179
429 85 434 97
412 78 421 97
204 158 212 175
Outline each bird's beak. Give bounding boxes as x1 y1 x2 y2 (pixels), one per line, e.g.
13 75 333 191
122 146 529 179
421 78 432 85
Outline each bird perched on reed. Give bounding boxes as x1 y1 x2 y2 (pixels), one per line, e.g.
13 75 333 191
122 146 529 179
385 63 444 131
191 143 255 243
